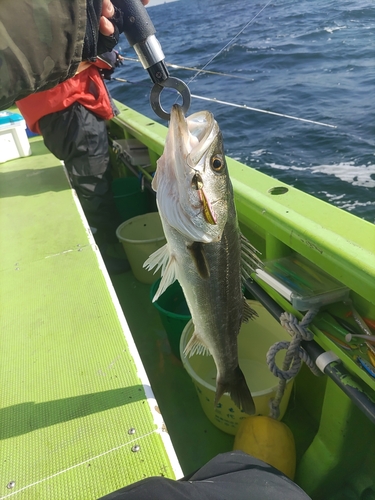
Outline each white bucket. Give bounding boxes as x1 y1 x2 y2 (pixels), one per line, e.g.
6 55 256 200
180 300 294 435
116 212 166 284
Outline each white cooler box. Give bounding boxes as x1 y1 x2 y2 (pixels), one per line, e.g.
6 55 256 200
0 111 32 163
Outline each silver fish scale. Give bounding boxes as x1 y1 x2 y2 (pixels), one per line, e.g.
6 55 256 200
148 105 256 414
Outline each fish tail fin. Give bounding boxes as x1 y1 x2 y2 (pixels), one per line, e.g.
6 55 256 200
215 366 255 415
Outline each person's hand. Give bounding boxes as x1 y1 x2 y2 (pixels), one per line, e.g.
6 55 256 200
99 0 150 36
100 0 116 37
97 0 151 54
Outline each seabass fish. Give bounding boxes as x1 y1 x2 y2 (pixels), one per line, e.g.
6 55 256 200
144 104 256 414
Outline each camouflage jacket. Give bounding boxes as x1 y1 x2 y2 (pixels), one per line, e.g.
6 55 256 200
0 0 120 110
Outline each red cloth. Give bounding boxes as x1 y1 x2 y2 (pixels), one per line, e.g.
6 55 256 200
16 64 114 134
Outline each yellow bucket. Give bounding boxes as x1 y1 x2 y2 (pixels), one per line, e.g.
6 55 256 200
180 300 294 435
116 212 166 284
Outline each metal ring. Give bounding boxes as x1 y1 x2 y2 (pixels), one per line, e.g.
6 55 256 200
150 77 191 121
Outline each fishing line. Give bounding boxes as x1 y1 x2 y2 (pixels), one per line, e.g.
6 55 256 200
187 0 274 86
119 56 256 83
112 77 336 129
191 94 337 129
114 0 337 129
159 0 274 107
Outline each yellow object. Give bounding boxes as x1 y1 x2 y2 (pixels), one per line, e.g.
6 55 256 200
233 415 296 480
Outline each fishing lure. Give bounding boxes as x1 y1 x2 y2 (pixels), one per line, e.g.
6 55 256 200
192 172 217 225
344 299 373 337
356 356 375 379
273 261 313 289
367 349 375 368
291 258 325 284
345 311 375 331
327 312 361 336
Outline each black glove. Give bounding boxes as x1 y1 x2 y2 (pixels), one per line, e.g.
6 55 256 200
82 0 125 61
98 51 124 80
97 6 125 54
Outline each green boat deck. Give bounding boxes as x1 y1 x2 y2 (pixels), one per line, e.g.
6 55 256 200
2 105 375 500
0 138 185 498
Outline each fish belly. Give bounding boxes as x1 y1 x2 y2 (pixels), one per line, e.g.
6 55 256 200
166 219 242 375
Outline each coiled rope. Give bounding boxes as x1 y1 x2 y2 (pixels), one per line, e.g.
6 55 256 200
266 308 321 419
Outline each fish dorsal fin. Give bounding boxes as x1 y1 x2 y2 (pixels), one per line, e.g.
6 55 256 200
187 241 210 279
240 232 263 281
184 331 211 357
242 297 258 323
143 244 177 302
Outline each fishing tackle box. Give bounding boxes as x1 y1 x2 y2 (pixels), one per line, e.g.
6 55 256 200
256 254 350 311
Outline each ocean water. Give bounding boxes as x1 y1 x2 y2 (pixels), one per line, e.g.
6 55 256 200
108 0 375 223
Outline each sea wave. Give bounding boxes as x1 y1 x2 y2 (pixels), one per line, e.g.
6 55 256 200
266 161 375 188
112 0 375 223
310 162 375 188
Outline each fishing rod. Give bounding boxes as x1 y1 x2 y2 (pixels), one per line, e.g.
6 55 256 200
245 279 375 425
112 0 190 120
112 77 336 129
112 0 337 129
118 56 257 82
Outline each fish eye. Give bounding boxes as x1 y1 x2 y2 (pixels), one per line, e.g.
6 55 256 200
211 155 224 173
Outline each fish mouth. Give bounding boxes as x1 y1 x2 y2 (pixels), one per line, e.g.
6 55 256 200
154 104 224 242
169 105 219 224
169 104 217 167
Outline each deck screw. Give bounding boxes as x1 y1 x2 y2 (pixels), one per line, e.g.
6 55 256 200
131 445 140 453
128 428 136 435
7 481 15 489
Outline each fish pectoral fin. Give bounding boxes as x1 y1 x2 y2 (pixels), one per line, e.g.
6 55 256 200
184 331 211 357
144 243 170 273
242 297 258 323
144 244 178 302
187 241 210 279
153 257 178 301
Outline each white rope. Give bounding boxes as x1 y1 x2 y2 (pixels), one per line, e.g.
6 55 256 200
267 308 321 419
